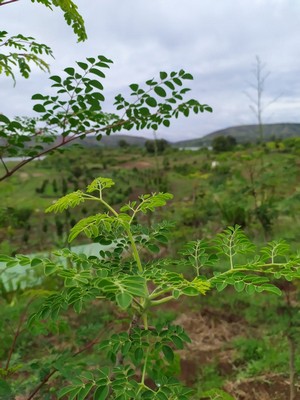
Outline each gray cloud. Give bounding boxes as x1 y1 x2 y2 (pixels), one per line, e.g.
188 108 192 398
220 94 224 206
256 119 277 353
1 0 300 141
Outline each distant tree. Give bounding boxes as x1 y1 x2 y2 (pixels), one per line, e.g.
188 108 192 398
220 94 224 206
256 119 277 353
36 179 49 194
244 56 280 143
118 139 129 148
163 156 170 171
71 166 83 179
212 135 237 152
61 178 68 195
145 139 169 154
55 216 64 238
52 178 58 194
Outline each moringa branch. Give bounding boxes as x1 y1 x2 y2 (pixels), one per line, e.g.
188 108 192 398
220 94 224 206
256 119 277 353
0 0 19 6
0 119 128 182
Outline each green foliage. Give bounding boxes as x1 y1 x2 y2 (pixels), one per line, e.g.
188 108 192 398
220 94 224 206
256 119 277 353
0 60 212 182
260 239 290 262
212 135 237 152
0 378 13 399
30 0 87 42
118 139 129 148
180 240 218 276
145 139 170 154
2 177 300 398
232 335 300 379
86 177 115 195
0 206 32 228
2 7 298 396
0 0 86 84
0 0 86 42
46 190 85 213
214 225 255 269
0 31 53 84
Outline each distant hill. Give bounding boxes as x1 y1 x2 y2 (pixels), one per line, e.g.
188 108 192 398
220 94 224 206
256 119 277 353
0 133 149 153
174 123 300 148
74 134 149 148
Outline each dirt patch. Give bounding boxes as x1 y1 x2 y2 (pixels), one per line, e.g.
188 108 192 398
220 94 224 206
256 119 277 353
175 308 247 385
19 172 29 180
32 172 44 177
119 161 152 169
176 308 247 355
224 374 300 400
174 309 299 399
18 171 44 180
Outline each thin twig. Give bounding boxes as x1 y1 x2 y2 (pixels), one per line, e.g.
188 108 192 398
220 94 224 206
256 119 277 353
5 299 34 371
0 85 185 182
0 155 9 174
0 118 129 183
0 0 19 6
26 322 114 400
26 370 57 400
0 75 182 183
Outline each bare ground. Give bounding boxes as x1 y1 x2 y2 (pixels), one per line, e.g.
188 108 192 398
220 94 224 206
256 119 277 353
175 308 300 399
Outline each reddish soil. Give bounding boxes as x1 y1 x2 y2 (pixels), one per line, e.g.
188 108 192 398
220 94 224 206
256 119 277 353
176 308 246 385
174 308 300 399
224 375 297 400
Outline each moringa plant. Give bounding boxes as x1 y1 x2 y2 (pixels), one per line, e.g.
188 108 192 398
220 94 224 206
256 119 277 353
1 177 300 399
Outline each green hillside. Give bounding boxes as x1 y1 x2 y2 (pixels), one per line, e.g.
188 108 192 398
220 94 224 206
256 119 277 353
174 123 300 147
76 134 149 147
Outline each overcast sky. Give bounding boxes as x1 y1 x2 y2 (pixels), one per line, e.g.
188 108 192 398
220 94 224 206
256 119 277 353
1 0 300 142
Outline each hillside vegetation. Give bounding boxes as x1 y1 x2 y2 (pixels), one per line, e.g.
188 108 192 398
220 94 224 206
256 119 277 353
175 123 300 147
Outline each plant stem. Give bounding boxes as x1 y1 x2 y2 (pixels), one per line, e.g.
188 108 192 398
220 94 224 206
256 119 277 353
288 335 296 400
209 262 290 282
229 235 234 270
151 295 174 306
26 370 57 400
140 313 149 387
149 287 172 299
194 241 200 276
99 198 119 217
126 228 143 273
142 314 148 330
99 197 144 274
0 156 9 174
141 346 150 386
0 0 19 6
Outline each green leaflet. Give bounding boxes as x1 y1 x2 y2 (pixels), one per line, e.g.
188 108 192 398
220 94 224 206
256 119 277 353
68 213 116 242
30 0 87 42
162 345 174 363
0 379 13 399
94 386 109 400
116 292 132 309
86 177 115 193
138 193 173 213
260 240 290 262
45 190 85 213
